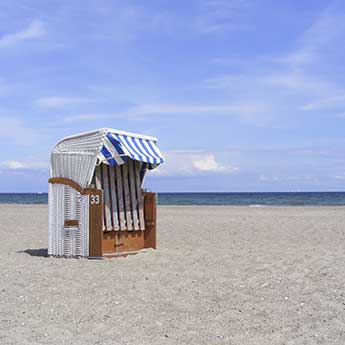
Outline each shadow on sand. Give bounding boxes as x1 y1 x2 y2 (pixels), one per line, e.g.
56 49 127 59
19 248 48 257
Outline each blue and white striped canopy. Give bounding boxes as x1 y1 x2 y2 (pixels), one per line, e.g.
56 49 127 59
100 131 164 169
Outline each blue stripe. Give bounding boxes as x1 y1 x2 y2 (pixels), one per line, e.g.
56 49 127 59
131 137 156 164
122 135 147 162
146 140 164 163
112 133 139 161
101 145 117 166
103 132 164 167
138 138 158 164
106 133 125 155
120 155 129 163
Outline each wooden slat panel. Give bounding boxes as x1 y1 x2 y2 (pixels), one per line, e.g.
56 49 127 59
143 192 157 249
134 162 145 230
84 189 103 257
94 166 105 231
94 166 102 189
128 160 140 230
109 166 120 230
122 164 133 231
102 164 113 231
115 166 126 231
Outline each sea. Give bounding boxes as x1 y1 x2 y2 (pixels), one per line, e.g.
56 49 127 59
0 192 345 206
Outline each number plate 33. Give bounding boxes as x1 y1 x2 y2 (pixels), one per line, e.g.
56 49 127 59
90 195 100 205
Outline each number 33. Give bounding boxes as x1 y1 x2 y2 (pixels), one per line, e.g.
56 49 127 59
90 195 100 204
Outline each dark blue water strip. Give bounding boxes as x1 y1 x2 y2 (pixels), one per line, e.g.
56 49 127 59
0 192 345 206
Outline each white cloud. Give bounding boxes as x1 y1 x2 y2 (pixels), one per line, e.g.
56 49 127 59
302 94 345 111
192 154 232 172
152 150 239 176
90 5 177 41
0 117 37 146
0 157 48 171
263 73 331 95
274 11 345 110
259 174 279 182
63 113 106 123
91 1 251 40
204 9 345 121
127 103 265 118
285 11 345 71
259 174 269 182
35 96 91 109
203 74 247 89
63 102 266 123
204 66 333 97
1 160 26 169
195 0 252 33
0 20 45 47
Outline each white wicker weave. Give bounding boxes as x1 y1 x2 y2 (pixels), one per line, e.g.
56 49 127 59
48 183 89 257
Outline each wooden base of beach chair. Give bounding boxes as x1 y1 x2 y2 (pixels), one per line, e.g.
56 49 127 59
102 231 144 254
89 191 157 257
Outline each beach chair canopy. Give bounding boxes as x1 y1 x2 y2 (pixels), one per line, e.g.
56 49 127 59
51 128 164 188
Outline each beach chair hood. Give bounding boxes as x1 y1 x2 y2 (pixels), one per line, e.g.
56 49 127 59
51 128 164 188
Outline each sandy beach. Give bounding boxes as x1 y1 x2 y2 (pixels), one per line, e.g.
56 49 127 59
1 205 345 345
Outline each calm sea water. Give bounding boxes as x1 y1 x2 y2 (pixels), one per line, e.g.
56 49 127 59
0 192 345 206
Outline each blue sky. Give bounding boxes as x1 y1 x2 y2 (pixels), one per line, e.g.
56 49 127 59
0 0 344 192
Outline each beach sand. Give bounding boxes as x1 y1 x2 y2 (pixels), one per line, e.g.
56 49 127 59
0 205 345 344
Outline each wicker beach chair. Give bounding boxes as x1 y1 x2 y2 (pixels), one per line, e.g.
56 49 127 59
48 128 164 258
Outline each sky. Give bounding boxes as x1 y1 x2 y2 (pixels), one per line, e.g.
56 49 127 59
0 0 344 192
